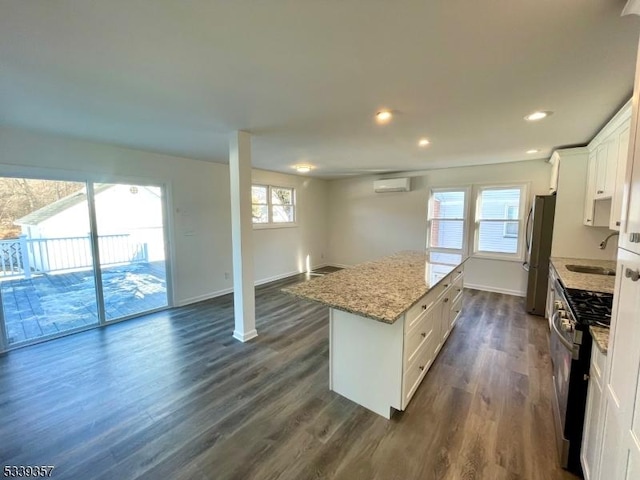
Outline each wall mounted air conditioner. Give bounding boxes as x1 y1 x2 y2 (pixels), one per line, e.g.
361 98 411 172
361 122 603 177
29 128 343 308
373 178 411 193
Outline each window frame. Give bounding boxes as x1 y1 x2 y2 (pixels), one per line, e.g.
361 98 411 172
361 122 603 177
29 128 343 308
252 184 297 228
472 184 528 261
426 186 471 260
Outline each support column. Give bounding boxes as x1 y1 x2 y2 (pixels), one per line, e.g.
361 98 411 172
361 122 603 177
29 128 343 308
229 131 257 342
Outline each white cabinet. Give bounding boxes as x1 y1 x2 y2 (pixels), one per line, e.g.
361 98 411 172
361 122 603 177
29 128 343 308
599 249 640 479
330 263 465 419
610 125 631 230
402 264 464 408
620 101 640 254
549 151 560 194
581 344 606 480
583 100 632 228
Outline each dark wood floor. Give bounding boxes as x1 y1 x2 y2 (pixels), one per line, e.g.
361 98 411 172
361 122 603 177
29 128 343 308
0 271 578 480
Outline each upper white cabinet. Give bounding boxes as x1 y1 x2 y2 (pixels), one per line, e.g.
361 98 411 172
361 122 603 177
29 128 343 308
583 100 632 230
620 92 640 254
549 151 560 194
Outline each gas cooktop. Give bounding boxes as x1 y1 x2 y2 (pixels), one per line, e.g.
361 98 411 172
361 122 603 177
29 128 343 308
564 288 613 326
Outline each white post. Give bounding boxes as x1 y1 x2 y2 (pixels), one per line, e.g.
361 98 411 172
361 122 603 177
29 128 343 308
19 235 31 279
229 131 257 342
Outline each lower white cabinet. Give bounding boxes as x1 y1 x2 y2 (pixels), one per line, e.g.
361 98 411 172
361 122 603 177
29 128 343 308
581 344 606 480
599 248 640 479
330 264 464 418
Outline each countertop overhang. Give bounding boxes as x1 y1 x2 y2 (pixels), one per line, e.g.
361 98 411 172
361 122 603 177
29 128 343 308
282 251 465 324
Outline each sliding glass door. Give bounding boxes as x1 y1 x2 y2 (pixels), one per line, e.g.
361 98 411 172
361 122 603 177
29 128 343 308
0 177 170 350
0 178 99 346
93 183 168 321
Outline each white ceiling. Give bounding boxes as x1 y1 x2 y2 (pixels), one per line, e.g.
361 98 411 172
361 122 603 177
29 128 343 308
0 1 639 178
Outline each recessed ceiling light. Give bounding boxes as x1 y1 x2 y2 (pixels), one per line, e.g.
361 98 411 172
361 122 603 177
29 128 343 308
526 149 540 154
375 110 393 124
418 138 431 147
294 164 312 173
524 111 553 122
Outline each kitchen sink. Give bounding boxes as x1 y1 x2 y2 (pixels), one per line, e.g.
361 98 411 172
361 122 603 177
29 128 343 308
565 264 616 276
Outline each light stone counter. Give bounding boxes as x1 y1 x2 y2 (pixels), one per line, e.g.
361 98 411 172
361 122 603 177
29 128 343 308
550 257 616 294
283 251 463 324
590 326 609 354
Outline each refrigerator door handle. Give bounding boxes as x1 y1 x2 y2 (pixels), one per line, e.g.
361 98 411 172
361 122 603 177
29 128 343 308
522 205 534 271
525 205 533 252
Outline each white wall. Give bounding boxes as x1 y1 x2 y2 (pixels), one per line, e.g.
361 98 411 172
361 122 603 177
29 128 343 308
326 160 553 296
551 151 617 260
0 127 329 306
251 169 328 285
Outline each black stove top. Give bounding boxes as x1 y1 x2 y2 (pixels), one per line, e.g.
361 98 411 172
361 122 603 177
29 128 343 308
565 288 613 326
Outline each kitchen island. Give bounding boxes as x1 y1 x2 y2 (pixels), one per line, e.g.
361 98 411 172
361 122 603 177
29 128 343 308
283 251 465 418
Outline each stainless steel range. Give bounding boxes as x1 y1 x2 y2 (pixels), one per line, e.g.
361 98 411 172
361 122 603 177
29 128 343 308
550 279 613 475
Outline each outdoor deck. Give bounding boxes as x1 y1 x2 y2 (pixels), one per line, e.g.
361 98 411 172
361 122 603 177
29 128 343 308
1 261 167 345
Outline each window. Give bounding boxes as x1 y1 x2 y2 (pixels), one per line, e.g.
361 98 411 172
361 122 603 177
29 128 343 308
252 184 296 226
503 205 519 238
427 183 527 261
427 188 469 264
475 185 526 257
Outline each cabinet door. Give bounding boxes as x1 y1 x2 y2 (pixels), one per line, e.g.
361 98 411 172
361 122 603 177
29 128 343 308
581 347 605 480
610 125 631 231
600 249 640 477
594 144 608 198
604 135 619 198
620 120 640 254
584 152 597 225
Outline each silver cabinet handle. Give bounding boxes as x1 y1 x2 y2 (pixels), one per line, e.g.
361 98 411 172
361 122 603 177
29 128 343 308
625 268 640 282
630 233 640 243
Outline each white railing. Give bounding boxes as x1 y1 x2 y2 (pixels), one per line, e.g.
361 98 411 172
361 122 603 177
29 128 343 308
0 234 148 279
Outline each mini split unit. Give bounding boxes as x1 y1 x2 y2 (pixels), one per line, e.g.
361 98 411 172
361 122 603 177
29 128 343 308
373 178 411 193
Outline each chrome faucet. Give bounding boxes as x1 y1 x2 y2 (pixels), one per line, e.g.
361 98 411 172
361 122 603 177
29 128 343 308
599 232 620 250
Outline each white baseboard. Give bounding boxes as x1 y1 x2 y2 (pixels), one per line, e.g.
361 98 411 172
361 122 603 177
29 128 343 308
464 283 525 297
233 328 258 343
175 263 333 307
328 262 352 269
254 269 301 286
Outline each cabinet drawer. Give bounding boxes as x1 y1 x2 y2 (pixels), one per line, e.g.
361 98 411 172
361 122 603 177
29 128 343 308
450 294 463 329
451 274 464 302
452 264 464 283
405 291 435 332
403 334 433 407
404 311 434 367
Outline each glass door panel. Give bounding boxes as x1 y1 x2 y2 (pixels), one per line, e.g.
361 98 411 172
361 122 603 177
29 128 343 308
93 183 168 321
0 178 99 346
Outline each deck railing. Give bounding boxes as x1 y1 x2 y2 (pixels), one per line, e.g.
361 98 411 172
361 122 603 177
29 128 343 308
0 234 148 279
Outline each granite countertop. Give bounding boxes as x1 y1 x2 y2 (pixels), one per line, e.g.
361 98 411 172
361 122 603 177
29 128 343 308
550 257 616 294
590 326 609 354
282 251 464 324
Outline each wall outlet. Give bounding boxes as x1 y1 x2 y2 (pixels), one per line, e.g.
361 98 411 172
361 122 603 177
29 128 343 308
224 272 230 280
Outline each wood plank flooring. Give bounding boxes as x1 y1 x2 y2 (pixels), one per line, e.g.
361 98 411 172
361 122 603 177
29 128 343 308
0 272 578 479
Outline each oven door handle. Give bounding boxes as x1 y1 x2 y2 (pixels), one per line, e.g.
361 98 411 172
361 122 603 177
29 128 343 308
551 311 575 353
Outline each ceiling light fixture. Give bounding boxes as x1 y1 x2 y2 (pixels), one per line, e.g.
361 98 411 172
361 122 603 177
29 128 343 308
294 164 312 173
375 110 393 124
418 138 430 147
526 149 540 154
524 111 552 122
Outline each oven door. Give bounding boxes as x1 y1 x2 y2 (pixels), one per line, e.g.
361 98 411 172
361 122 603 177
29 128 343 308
550 310 574 467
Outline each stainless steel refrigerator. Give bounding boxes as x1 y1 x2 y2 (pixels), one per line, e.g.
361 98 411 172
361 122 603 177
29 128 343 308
524 194 556 316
